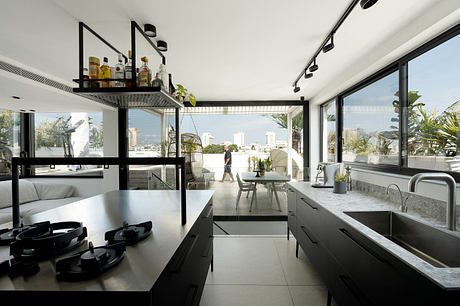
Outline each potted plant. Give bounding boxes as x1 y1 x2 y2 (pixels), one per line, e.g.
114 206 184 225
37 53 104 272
258 158 265 176
334 169 348 194
174 84 197 106
263 157 272 172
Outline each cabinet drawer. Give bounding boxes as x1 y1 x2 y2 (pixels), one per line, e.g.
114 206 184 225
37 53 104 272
296 224 328 284
296 195 323 236
288 211 296 236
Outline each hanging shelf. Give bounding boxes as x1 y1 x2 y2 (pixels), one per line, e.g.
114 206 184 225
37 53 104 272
73 21 183 109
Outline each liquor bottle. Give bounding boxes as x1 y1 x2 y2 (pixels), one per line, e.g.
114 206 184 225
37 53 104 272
125 51 133 87
113 53 125 87
100 57 111 88
152 72 163 89
158 64 168 92
138 56 151 87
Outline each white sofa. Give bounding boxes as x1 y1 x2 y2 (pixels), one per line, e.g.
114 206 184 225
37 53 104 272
0 180 83 224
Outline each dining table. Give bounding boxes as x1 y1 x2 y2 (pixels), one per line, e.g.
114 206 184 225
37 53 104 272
241 171 290 211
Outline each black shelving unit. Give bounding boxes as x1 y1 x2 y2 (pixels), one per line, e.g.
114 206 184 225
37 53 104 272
73 21 181 109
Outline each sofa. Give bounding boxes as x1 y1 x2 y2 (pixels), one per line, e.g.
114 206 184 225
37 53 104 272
0 180 83 225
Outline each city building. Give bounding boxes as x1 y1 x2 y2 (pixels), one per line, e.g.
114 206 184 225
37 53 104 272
201 132 214 147
265 131 276 146
233 132 244 147
128 127 142 147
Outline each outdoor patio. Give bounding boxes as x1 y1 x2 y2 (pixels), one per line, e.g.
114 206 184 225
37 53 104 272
210 179 288 216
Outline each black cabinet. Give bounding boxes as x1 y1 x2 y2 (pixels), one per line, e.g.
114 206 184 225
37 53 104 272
153 201 213 306
287 187 297 238
289 188 459 306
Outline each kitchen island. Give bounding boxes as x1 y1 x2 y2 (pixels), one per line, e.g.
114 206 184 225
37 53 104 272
0 190 214 305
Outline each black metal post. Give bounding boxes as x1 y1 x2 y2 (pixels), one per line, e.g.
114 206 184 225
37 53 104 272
12 161 20 227
118 109 128 190
131 21 136 88
175 108 180 190
399 62 409 168
302 97 310 181
79 22 84 89
337 96 344 163
20 113 34 177
181 157 186 225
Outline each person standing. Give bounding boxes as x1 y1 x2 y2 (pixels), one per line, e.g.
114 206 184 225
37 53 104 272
219 145 235 183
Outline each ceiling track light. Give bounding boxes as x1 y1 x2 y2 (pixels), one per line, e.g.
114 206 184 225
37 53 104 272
292 0 368 90
360 0 379 9
293 83 300 93
309 58 318 72
157 40 168 52
304 70 313 79
322 34 334 53
144 24 157 37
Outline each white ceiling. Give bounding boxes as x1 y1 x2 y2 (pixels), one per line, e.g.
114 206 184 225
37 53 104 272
0 0 459 111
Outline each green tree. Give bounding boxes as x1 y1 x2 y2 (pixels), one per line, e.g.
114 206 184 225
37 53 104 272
203 144 224 154
0 110 18 144
35 116 69 149
228 144 238 152
266 113 303 153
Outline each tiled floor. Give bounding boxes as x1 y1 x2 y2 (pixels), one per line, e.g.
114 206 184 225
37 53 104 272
200 236 337 306
210 181 288 216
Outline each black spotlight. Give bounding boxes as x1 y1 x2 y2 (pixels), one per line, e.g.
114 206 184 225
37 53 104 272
323 34 334 53
293 83 300 93
144 24 157 37
309 58 318 72
304 70 313 79
157 40 168 52
360 0 378 9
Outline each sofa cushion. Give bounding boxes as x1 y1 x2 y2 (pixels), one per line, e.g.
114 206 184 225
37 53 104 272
33 183 74 200
0 212 11 225
20 197 82 217
0 180 39 209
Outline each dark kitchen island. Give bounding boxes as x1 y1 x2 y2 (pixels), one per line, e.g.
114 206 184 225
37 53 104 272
0 190 214 306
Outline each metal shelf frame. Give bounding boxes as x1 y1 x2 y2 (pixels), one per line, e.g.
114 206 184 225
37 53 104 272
11 157 187 227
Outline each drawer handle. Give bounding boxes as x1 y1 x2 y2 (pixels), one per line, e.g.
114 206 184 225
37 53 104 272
184 285 199 306
202 235 213 257
202 207 213 219
300 226 318 245
288 188 295 192
339 274 373 306
300 197 318 210
339 228 389 265
170 234 199 273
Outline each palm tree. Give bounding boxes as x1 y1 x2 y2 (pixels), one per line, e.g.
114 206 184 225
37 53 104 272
267 113 303 153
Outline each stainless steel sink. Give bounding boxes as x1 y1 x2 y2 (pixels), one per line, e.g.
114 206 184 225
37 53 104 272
344 211 460 268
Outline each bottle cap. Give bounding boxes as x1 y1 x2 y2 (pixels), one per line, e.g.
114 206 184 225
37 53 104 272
128 50 132 59
103 57 108 62
89 56 100 65
118 53 123 62
141 56 148 62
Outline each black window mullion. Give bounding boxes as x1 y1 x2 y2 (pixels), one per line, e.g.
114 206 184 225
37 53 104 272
337 96 343 163
319 104 324 162
398 62 409 169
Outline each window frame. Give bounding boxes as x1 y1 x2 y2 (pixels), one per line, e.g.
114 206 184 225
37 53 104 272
319 23 460 182
319 99 337 163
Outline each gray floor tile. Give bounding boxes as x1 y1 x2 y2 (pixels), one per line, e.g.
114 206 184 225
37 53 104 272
200 285 294 306
289 286 331 306
273 238 324 286
206 237 287 285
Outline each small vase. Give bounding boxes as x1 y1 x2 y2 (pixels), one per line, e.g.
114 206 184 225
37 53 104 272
260 170 265 176
333 181 347 194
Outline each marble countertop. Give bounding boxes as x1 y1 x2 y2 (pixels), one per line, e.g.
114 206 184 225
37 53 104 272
288 181 460 290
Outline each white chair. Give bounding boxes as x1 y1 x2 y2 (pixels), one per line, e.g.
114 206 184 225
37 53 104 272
236 173 256 211
267 174 291 205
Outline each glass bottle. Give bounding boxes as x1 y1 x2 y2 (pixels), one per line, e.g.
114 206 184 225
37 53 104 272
158 64 168 91
152 72 163 89
125 51 133 87
113 53 125 87
88 56 101 88
100 57 111 88
138 56 151 87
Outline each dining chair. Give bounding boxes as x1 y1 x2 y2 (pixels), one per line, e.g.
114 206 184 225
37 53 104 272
267 174 291 204
236 173 256 210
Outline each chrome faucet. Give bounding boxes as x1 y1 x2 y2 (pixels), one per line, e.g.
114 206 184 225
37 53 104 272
408 173 457 231
386 183 409 212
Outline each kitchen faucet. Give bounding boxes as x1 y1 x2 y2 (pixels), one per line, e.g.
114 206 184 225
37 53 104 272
408 172 457 231
386 183 409 212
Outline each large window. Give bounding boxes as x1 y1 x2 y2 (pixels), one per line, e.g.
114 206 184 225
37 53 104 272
407 34 460 172
321 101 336 162
34 112 103 176
320 25 460 178
342 71 399 165
128 109 162 157
0 110 20 176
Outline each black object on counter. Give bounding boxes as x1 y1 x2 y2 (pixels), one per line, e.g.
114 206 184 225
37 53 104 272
0 223 35 245
10 221 87 260
56 241 125 281
0 258 40 278
104 221 152 246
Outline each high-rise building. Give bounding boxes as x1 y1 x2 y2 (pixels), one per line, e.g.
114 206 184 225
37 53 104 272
128 127 142 147
233 132 244 147
201 132 214 147
265 131 276 145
